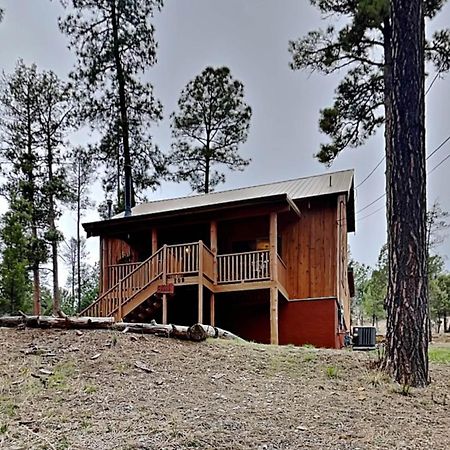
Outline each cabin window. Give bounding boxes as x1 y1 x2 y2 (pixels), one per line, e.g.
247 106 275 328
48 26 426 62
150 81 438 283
256 238 269 251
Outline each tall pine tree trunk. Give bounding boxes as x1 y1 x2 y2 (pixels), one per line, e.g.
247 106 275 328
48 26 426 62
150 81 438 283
32 259 41 316
111 1 132 216
77 159 82 312
383 0 429 387
46 130 61 316
26 97 41 316
205 156 210 194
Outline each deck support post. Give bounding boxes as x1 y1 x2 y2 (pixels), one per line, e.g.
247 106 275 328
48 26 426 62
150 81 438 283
162 294 168 325
198 241 204 323
210 292 215 326
209 221 217 327
270 286 278 345
162 244 168 324
210 220 218 282
151 228 158 254
269 212 279 344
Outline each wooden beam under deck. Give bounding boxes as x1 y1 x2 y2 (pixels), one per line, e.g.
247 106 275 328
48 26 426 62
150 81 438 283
214 280 272 293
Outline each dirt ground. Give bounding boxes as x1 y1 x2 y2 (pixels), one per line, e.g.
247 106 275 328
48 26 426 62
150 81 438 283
0 328 449 450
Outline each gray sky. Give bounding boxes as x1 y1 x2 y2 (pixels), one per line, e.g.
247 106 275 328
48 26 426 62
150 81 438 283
0 0 449 274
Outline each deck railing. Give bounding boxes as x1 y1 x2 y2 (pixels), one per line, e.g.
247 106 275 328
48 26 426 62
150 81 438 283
87 243 287 318
217 250 270 283
108 262 141 287
201 243 215 282
166 242 199 275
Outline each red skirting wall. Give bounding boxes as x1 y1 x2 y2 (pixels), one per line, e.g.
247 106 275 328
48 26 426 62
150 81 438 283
278 298 341 348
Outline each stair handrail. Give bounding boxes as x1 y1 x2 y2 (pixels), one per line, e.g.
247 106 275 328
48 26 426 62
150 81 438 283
80 246 165 316
109 266 165 318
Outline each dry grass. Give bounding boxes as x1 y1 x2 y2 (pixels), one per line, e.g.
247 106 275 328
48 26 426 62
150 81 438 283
0 328 449 450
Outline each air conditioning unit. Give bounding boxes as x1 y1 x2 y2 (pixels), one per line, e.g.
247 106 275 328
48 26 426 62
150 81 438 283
352 326 376 350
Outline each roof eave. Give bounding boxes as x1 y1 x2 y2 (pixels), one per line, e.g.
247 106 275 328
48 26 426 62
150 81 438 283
83 193 291 237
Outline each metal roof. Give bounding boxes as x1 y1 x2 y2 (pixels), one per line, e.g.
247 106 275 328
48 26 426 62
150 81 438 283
114 169 354 219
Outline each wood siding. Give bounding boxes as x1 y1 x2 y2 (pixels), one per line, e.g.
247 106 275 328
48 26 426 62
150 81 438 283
100 236 139 294
282 197 337 299
337 194 351 330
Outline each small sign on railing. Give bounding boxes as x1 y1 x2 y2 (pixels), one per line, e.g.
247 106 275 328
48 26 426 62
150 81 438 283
156 283 175 295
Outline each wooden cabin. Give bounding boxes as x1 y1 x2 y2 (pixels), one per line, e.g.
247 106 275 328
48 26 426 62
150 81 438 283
82 169 355 348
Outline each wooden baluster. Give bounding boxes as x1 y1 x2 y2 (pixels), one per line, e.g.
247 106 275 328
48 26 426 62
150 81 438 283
118 279 123 321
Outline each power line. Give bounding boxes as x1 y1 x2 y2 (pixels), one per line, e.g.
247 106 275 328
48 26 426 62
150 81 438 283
427 135 450 161
355 156 385 189
428 152 450 175
356 150 450 222
425 67 443 96
355 134 450 215
357 204 385 222
355 68 444 190
356 193 386 215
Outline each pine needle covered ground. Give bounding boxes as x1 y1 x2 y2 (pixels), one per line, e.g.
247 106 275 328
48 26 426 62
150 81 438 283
0 328 449 449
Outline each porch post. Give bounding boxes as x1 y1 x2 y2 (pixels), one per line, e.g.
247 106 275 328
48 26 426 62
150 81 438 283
269 212 279 345
210 220 218 282
210 220 217 325
151 228 158 254
162 294 168 325
210 292 215 326
162 241 167 325
101 237 109 294
198 241 204 323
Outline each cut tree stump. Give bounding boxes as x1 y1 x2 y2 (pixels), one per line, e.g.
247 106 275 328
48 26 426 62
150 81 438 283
0 315 243 343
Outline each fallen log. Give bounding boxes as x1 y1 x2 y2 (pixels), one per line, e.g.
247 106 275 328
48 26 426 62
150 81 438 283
0 315 115 329
112 322 243 342
0 315 243 343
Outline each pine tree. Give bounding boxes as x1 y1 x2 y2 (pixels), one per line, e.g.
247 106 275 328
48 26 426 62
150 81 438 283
0 61 48 314
289 0 450 163
59 0 166 215
0 204 32 314
62 235 91 312
169 66 252 193
289 0 450 387
0 62 73 315
37 70 74 316
67 146 95 311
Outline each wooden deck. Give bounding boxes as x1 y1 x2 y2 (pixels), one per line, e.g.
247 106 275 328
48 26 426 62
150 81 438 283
81 241 288 321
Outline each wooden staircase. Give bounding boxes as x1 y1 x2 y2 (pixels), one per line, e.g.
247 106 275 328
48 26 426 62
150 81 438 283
81 247 165 320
